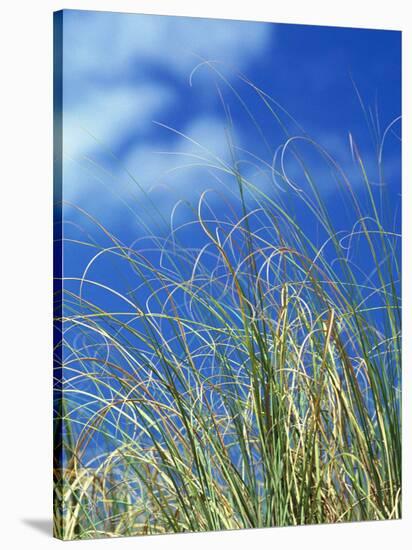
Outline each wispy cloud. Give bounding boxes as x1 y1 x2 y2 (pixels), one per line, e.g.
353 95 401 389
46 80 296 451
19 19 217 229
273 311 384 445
62 10 274 214
63 10 272 85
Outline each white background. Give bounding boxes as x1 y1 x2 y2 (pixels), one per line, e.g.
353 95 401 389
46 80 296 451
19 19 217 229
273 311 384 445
0 1 409 548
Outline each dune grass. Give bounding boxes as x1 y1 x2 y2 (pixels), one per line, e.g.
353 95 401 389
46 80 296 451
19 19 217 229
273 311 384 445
53 80 401 540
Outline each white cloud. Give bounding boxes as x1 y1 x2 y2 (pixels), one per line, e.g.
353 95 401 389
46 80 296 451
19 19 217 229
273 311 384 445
61 10 274 221
62 83 176 208
63 10 272 86
120 115 240 215
63 84 176 161
125 115 233 190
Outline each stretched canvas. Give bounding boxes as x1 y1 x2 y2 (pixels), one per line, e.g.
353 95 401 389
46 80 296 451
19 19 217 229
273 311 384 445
53 9 402 540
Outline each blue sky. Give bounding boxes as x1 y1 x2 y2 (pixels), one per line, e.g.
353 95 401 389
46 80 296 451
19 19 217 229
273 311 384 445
60 10 401 240
57 9 401 466
59 9 401 330
58 10 402 324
